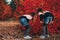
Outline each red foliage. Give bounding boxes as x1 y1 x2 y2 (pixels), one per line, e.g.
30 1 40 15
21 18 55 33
0 0 60 34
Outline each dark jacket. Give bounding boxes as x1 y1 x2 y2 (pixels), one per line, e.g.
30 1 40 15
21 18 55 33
44 12 54 21
40 12 54 21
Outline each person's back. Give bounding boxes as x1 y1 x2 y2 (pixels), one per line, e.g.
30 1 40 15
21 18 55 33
44 11 54 21
44 12 53 17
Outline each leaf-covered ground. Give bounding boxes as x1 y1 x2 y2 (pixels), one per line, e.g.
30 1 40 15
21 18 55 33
0 21 60 40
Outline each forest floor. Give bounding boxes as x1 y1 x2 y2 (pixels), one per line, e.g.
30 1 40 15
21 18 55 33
0 21 60 40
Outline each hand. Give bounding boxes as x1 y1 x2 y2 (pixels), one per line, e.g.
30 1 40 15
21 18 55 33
40 21 43 23
51 21 54 24
49 21 54 24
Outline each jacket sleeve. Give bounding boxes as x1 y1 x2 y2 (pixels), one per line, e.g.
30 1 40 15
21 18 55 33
39 14 44 21
52 15 54 21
